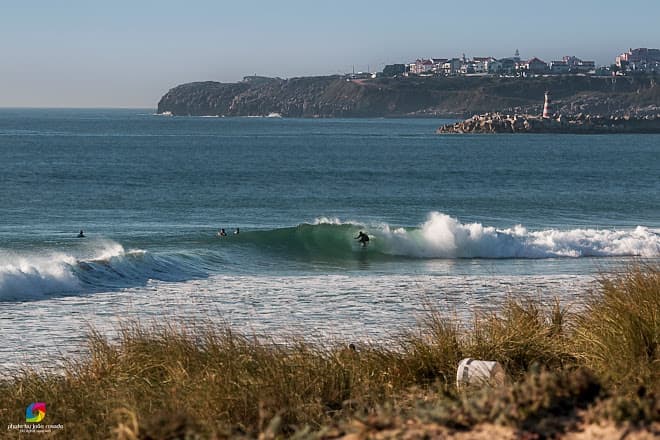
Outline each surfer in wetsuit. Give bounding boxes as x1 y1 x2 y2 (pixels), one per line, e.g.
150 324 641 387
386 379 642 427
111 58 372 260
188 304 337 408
234 228 240 235
218 228 227 237
355 231 370 247
77 230 85 238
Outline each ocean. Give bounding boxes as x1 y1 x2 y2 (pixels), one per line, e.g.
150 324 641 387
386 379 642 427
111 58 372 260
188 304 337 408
1 109 659 372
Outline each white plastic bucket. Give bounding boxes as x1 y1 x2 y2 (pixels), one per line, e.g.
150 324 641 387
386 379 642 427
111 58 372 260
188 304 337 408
456 358 505 388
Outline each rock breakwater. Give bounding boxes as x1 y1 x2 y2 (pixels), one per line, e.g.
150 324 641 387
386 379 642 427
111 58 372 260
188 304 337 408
436 112 660 134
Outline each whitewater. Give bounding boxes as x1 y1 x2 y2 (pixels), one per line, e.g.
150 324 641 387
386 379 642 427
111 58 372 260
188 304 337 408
1 110 658 372
1 213 658 303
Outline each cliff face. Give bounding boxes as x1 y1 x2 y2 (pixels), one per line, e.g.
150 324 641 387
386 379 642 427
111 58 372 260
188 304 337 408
157 75 660 118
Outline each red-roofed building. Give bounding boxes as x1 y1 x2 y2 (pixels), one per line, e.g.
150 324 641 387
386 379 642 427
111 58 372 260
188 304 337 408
616 48 660 73
522 58 549 75
409 58 434 75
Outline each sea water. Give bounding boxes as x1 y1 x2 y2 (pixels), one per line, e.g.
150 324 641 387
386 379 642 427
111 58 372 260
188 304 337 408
1 109 658 371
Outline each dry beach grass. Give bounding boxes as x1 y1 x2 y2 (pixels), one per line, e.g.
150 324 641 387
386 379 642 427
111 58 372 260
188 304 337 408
0 264 658 439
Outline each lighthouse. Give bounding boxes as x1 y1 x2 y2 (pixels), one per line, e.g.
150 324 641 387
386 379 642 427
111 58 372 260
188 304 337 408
543 91 551 118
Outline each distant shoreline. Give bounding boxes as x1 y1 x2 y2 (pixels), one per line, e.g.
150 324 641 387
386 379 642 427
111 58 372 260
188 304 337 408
157 74 659 119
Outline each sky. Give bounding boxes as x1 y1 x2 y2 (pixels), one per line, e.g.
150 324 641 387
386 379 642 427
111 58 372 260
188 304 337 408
1 0 659 108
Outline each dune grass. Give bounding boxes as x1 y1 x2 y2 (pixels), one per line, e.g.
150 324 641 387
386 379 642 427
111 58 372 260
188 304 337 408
573 264 659 389
0 264 658 439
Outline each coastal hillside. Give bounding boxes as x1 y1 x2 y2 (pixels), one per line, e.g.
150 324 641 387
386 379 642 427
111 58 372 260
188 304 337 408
157 74 659 117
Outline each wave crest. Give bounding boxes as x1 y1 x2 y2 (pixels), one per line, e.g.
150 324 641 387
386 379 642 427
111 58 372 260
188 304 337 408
2 213 657 301
237 212 660 259
0 253 81 301
0 240 202 302
379 212 660 258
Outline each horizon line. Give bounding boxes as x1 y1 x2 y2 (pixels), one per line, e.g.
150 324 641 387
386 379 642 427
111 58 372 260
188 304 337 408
0 106 156 110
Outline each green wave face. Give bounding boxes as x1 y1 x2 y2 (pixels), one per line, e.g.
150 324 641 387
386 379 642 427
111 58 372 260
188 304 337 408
232 224 380 260
218 213 660 261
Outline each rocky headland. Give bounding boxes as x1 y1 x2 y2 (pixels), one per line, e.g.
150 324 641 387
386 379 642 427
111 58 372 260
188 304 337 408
436 112 660 134
157 75 659 118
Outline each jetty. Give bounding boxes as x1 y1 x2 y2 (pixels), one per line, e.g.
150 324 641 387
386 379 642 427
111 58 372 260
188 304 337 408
437 89 660 134
436 112 660 134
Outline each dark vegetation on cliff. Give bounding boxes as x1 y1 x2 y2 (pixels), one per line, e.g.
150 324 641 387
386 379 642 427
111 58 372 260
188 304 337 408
157 74 660 118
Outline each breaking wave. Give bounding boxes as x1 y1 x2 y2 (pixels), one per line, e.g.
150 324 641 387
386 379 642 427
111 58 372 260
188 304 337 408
0 240 206 302
2 212 657 301
233 212 660 259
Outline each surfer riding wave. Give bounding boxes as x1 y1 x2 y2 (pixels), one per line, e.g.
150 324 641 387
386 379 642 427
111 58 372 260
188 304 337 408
355 231 370 247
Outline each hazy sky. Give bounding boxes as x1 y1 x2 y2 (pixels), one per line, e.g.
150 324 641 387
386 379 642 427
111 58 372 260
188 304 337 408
1 0 658 108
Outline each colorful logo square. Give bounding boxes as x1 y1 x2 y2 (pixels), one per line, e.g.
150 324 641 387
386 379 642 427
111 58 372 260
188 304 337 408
26 402 46 423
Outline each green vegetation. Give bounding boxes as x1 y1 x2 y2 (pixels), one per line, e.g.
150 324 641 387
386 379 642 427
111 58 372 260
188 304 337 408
574 265 660 388
0 265 658 439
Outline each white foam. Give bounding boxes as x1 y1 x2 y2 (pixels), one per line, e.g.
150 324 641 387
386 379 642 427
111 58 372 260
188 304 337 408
0 253 81 301
85 240 127 262
313 217 348 225
1 271 596 373
376 212 660 259
0 240 127 301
